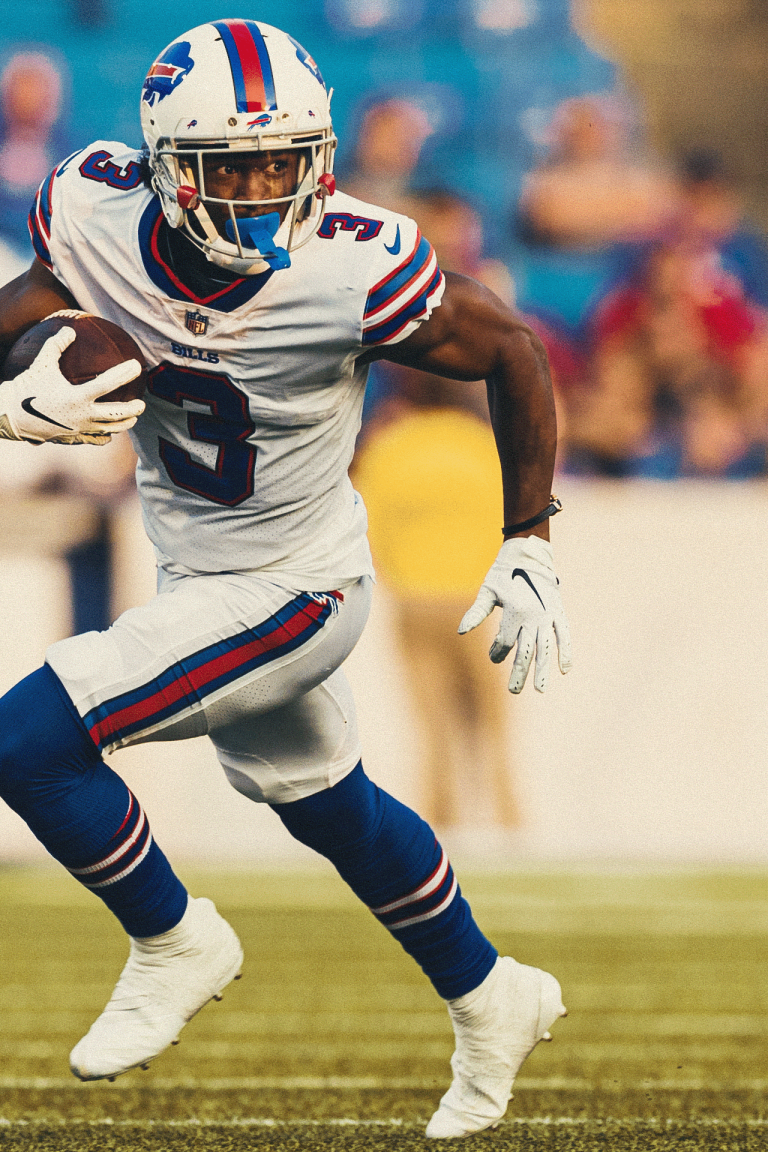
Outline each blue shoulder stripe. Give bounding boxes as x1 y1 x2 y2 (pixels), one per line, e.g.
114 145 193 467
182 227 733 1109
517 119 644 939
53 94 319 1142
28 189 52 268
365 235 433 316
28 208 52 267
38 168 56 235
362 265 443 345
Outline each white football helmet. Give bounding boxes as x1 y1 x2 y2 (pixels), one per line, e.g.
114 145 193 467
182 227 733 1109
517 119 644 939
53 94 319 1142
140 19 336 275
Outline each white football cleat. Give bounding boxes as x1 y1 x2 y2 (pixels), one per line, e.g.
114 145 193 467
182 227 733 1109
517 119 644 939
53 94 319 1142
70 896 243 1081
425 956 566 1139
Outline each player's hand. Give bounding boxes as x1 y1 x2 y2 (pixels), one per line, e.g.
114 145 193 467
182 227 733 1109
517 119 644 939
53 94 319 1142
0 325 145 445
459 535 572 694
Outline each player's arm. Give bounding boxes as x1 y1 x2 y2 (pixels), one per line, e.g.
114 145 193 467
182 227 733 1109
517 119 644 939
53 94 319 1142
367 271 572 693
0 259 144 445
371 271 556 537
0 258 79 361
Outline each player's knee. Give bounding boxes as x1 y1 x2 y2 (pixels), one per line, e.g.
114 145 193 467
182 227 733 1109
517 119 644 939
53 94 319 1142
271 761 443 912
0 665 98 792
270 761 432 864
270 761 382 853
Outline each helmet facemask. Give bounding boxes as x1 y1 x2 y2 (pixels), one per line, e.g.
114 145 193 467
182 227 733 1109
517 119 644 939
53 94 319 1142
151 131 335 276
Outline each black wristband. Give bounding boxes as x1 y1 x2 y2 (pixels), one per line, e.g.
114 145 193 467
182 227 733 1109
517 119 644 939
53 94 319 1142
502 496 562 536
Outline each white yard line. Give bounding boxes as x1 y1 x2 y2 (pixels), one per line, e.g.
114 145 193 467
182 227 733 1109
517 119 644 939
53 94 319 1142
1 1117 768 1129
1 1075 768 1091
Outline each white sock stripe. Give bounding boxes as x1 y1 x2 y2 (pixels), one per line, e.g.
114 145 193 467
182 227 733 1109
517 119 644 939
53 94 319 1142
81 831 154 889
386 874 459 930
369 849 450 916
68 808 146 877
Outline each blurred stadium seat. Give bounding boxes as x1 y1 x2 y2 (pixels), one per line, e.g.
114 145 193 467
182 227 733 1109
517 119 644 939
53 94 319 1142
1 0 615 258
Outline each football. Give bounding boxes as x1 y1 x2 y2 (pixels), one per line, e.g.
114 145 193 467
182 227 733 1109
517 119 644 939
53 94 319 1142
2 314 148 403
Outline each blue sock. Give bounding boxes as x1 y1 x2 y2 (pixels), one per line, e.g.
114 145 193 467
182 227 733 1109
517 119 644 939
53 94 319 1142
271 762 497 999
0 664 188 938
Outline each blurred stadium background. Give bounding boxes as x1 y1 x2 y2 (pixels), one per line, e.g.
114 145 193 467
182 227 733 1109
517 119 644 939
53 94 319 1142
0 0 767 866
1 4 768 1150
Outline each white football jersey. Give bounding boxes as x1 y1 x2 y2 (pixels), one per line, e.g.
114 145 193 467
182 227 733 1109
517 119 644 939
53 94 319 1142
30 142 445 587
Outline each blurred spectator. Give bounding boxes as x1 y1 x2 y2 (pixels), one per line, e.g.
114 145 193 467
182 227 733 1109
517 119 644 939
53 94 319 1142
0 50 126 631
362 190 515 428
71 0 109 29
0 44 120 625
0 434 139 631
512 94 679 355
518 95 678 251
326 0 425 34
342 97 433 216
677 150 768 311
352 186 521 828
0 51 71 254
353 366 522 830
415 189 514 305
405 190 581 455
563 240 768 477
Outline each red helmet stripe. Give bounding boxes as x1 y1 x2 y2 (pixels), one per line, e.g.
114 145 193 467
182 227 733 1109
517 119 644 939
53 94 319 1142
213 19 277 114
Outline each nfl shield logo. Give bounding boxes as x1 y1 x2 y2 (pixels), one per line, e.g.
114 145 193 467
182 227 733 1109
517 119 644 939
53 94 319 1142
185 310 208 336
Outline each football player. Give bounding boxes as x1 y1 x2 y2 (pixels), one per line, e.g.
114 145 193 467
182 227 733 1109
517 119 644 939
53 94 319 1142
0 20 571 1139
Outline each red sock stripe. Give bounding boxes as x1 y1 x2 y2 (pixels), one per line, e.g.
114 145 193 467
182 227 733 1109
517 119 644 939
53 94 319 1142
370 847 449 916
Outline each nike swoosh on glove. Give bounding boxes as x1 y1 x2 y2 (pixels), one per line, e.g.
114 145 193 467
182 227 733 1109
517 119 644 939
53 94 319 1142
458 535 572 693
0 325 145 445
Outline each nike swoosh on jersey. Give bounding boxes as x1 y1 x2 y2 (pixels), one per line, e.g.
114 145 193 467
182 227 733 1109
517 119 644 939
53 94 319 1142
384 225 401 255
511 568 545 609
21 397 72 430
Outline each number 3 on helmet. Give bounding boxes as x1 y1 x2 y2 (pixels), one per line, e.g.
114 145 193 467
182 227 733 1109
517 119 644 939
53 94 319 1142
140 19 337 276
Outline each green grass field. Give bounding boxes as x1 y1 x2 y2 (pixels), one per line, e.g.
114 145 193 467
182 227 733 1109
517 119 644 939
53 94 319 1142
0 865 766 1150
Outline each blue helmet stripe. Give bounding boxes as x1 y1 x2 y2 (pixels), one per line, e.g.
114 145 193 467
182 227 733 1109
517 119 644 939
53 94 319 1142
212 19 277 114
243 20 277 109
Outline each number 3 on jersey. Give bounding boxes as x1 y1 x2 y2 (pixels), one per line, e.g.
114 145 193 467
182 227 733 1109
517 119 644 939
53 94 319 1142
147 363 256 506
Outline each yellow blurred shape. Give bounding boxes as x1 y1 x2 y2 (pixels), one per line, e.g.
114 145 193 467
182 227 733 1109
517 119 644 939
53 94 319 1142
354 408 501 597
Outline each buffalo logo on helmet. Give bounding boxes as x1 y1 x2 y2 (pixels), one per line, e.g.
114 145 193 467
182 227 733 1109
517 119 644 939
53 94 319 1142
185 311 209 336
247 113 272 130
142 41 195 106
288 35 326 91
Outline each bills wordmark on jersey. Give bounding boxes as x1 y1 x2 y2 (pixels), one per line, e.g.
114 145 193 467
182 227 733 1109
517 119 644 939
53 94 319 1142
170 342 219 363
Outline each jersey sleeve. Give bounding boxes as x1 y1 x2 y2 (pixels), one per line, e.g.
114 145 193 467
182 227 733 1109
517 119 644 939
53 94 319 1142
28 161 62 270
361 225 445 348
28 143 143 277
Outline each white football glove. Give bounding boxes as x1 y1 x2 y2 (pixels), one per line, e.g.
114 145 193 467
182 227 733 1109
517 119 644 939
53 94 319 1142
0 325 145 446
459 534 572 694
